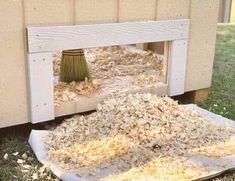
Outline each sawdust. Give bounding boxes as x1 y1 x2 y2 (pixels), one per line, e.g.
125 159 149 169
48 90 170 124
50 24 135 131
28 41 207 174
45 93 235 180
191 137 235 158
86 46 163 80
54 79 101 107
101 157 209 181
53 46 163 106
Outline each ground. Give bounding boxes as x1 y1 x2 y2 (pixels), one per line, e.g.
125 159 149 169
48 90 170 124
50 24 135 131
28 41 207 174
0 24 235 181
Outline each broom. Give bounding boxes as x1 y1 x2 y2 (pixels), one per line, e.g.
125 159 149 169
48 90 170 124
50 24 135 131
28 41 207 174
60 49 91 83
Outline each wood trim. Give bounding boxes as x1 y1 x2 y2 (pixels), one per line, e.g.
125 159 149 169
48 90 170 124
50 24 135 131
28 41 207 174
168 39 188 96
163 41 169 84
27 19 189 53
28 53 55 123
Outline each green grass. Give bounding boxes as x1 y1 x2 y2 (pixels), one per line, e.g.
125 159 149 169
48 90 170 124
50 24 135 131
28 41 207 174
0 136 39 181
0 135 57 181
0 24 235 181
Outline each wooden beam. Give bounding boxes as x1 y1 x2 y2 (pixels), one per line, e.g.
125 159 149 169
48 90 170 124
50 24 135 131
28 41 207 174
190 88 209 103
173 88 209 103
27 19 190 53
223 0 232 23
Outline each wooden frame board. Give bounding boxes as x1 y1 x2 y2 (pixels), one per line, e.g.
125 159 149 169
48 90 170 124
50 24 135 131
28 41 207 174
27 19 189 123
27 19 189 53
27 53 55 123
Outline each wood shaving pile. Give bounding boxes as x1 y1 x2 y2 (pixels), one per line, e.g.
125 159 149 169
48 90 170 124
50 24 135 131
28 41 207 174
132 73 161 86
191 137 235 158
101 157 209 181
53 46 163 106
86 46 163 80
48 135 132 168
54 79 101 106
45 93 235 180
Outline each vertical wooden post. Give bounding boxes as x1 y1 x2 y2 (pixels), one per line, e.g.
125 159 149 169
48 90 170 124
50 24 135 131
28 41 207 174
218 0 232 23
28 53 55 123
168 40 188 96
188 88 209 102
223 0 232 22
162 41 169 84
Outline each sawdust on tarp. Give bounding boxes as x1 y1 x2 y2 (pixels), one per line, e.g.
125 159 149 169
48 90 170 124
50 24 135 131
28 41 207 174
45 93 235 181
53 46 164 106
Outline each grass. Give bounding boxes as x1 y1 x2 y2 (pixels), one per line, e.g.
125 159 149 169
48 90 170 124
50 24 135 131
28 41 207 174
0 136 36 180
0 24 235 181
0 133 58 181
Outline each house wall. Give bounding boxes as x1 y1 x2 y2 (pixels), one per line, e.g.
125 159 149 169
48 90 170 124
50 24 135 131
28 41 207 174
0 0 220 128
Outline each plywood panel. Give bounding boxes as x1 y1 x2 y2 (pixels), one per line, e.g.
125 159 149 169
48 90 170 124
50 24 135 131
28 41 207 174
75 0 118 24
156 0 190 20
119 0 156 22
0 1 28 128
185 0 220 91
24 0 74 26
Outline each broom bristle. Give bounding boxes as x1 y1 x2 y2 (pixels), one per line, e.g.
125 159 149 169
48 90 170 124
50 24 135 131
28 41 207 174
60 49 91 83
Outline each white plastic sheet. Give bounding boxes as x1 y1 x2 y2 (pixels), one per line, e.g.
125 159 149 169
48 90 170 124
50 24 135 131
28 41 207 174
29 105 235 181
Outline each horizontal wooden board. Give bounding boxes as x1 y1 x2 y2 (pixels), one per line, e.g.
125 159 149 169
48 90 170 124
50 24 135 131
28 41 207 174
27 19 189 53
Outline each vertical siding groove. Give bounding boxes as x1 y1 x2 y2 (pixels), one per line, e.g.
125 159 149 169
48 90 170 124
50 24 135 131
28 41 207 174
155 0 158 20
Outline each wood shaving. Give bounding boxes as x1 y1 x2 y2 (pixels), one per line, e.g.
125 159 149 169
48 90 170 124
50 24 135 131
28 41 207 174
54 79 101 106
53 46 164 106
101 157 209 181
48 135 133 169
17 159 25 164
52 52 61 77
3 153 8 160
13 152 19 156
132 73 161 86
191 136 235 158
19 164 59 181
86 46 163 80
45 93 235 180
